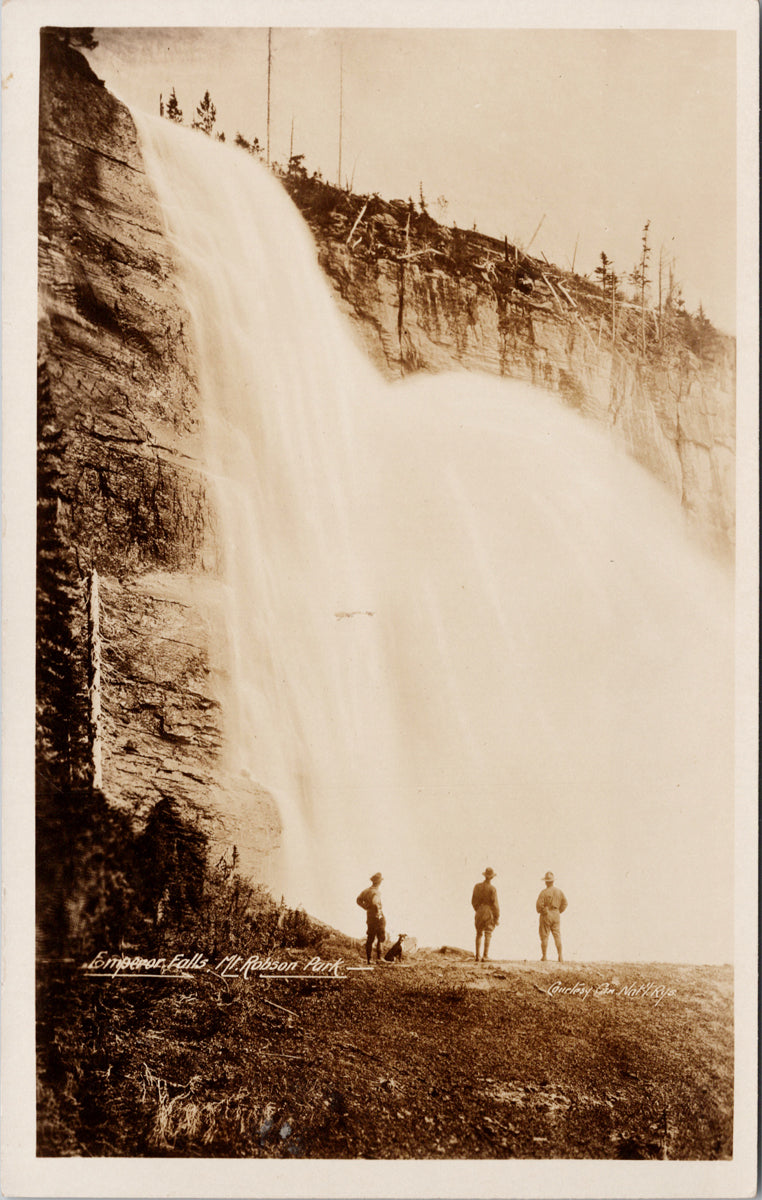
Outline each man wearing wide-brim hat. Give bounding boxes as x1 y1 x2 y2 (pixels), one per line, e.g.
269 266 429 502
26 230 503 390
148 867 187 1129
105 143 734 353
471 868 500 962
536 871 568 962
356 872 386 964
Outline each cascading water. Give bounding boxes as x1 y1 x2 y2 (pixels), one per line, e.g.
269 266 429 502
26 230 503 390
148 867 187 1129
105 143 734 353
136 114 734 964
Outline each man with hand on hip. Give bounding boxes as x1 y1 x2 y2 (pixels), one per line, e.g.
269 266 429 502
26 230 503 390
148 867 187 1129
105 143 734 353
536 871 567 962
357 872 386 964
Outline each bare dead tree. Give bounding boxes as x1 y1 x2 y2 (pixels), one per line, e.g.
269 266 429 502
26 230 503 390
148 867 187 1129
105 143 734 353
638 220 651 353
266 28 272 166
657 244 664 344
628 220 651 355
337 41 344 187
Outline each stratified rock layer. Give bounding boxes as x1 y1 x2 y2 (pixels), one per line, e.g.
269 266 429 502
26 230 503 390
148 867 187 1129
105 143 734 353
37 34 280 872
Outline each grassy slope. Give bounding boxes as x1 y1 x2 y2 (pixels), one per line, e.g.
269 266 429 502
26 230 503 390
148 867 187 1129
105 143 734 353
38 947 732 1160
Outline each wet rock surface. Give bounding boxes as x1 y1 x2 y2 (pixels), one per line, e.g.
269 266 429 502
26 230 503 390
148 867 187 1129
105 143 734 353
37 33 280 866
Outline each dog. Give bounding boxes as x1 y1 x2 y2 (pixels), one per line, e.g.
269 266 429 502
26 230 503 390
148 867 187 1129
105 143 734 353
384 933 407 962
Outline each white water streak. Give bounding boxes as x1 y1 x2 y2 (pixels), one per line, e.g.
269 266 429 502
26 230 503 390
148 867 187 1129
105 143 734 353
136 115 733 963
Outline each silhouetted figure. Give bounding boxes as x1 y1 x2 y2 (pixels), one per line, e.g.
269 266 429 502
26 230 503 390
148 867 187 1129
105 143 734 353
357 872 386 964
471 868 500 962
536 871 568 962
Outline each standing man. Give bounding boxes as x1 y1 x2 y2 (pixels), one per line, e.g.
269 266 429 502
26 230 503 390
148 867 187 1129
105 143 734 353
356 872 386 964
471 868 500 962
536 871 567 962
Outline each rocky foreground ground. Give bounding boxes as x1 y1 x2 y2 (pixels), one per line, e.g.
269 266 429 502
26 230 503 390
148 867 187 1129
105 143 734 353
38 945 732 1160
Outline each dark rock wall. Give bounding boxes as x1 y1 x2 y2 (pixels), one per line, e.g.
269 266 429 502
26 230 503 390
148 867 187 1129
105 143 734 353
37 33 280 872
38 36 208 577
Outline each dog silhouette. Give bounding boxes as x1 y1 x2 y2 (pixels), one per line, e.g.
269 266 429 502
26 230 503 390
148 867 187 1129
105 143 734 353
384 934 407 962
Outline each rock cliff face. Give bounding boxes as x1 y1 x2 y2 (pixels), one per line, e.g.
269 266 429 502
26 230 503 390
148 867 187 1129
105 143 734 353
37 36 734 885
37 33 280 872
315 244 735 554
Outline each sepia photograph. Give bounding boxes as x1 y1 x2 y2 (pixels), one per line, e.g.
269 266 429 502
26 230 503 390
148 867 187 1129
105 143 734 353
2 1 758 1196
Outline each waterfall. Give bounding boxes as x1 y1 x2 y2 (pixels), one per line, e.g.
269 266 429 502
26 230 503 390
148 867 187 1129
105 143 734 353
136 114 734 964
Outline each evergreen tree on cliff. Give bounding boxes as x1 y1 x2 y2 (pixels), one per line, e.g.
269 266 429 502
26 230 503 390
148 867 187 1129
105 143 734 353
594 251 611 293
234 133 263 158
165 87 183 124
36 361 90 792
192 90 217 135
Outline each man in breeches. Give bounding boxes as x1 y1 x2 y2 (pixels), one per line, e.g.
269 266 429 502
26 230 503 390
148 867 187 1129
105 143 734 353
471 868 500 962
536 871 567 962
356 872 386 964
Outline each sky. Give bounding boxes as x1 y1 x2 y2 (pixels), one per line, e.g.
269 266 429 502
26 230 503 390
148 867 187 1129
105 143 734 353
87 26 737 332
